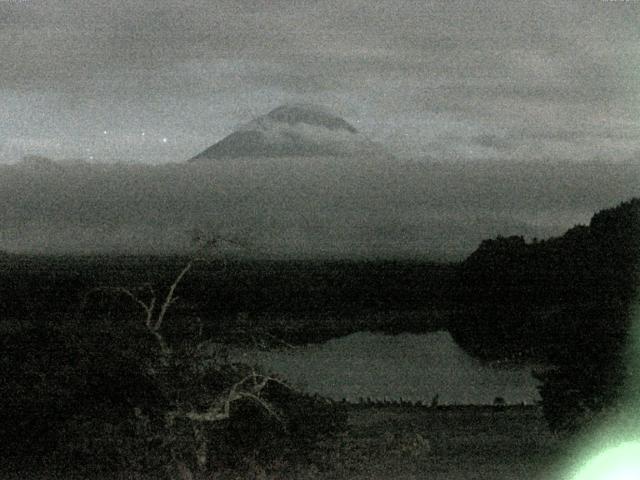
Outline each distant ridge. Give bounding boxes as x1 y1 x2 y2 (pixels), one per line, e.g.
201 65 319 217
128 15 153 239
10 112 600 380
189 103 386 161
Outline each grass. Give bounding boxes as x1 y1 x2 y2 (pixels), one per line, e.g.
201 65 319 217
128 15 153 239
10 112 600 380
326 404 562 480
2 405 564 480
200 404 563 479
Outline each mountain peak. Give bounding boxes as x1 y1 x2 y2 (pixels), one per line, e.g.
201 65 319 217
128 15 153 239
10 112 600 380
189 103 385 162
263 104 358 133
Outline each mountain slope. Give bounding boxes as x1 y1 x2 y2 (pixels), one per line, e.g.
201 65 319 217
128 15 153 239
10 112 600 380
189 104 387 161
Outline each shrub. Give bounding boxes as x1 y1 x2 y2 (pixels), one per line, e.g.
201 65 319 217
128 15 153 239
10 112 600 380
3 259 348 478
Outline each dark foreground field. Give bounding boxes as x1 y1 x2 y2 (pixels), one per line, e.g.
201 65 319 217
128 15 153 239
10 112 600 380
286 404 562 480
339 405 561 480
0 254 456 345
2 405 563 480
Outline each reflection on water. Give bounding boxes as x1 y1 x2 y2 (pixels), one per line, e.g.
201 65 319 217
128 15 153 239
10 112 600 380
232 331 541 405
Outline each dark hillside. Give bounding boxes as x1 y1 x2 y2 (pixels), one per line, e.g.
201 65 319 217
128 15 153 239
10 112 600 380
449 198 640 431
450 198 639 363
0 256 455 342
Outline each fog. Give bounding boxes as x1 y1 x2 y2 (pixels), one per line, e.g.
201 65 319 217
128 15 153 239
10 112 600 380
2 156 638 260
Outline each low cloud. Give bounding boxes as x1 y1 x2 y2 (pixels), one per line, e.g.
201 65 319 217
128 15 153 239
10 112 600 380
1 157 638 259
1 1 639 163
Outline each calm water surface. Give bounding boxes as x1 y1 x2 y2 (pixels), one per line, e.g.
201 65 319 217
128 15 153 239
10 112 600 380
232 331 541 405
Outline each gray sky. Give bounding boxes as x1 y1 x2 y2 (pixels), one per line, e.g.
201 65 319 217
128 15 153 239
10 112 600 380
2 0 639 164
2 1 640 258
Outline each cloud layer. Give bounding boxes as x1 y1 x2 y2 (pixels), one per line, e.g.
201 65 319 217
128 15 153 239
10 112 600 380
1 1 639 163
2 157 638 259
3 2 638 257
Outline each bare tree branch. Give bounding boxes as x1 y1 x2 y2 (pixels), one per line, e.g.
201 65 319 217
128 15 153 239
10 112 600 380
237 392 284 425
79 234 300 478
155 261 192 331
170 373 291 429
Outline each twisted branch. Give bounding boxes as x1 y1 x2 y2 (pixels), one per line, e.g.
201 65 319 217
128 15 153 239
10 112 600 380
155 261 192 332
175 372 290 428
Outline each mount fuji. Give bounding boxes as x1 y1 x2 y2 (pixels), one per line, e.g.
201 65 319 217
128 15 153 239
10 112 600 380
189 104 389 161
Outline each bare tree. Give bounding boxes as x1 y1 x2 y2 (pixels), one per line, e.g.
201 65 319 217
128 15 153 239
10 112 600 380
83 232 291 479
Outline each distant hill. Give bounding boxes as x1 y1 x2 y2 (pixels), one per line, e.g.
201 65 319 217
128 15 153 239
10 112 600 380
189 103 389 161
452 198 640 432
450 197 640 363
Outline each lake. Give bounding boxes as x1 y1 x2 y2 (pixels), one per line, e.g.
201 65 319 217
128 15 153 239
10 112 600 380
231 331 541 405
